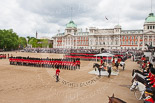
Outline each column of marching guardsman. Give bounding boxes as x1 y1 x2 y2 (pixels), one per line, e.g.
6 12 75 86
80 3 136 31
0 54 7 59
9 56 80 70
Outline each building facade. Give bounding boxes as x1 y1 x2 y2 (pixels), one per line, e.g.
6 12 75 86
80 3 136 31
52 13 155 50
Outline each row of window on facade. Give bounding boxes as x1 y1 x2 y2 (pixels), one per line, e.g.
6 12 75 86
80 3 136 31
57 40 142 46
77 41 88 45
122 35 155 40
55 36 155 46
57 34 154 41
147 25 155 30
120 47 140 50
121 31 142 34
144 36 155 39
121 36 139 40
55 44 141 50
94 37 119 41
110 47 139 50
57 41 89 46
95 41 118 45
57 37 89 41
63 37 89 40
66 30 89 35
93 36 140 41
77 37 89 40
121 41 138 45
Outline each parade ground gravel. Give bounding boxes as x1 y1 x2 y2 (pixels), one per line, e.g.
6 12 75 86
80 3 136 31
0 52 143 103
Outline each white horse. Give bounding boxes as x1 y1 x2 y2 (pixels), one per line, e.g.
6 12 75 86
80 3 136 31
130 80 146 100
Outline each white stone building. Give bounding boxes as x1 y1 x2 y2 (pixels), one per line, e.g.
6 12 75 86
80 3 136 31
52 13 155 50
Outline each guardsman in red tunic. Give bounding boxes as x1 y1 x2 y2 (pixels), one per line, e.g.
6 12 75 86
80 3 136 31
144 88 154 103
51 58 54 68
9 56 13 65
151 82 155 88
63 60 66 69
73 59 76 70
56 66 60 82
77 58 80 69
141 55 146 61
4 54 6 59
100 57 103 65
146 72 152 79
147 68 155 86
142 62 147 70
54 59 57 69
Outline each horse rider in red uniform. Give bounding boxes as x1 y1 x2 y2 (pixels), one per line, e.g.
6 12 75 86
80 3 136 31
147 68 155 86
141 55 146 61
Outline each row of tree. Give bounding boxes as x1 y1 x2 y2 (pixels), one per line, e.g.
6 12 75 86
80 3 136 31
0 29 52 51
0 29 27 51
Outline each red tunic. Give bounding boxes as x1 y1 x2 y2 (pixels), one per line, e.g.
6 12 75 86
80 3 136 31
141 57 146 61
56 69 60 76
144 96 154 103
100 59 103 65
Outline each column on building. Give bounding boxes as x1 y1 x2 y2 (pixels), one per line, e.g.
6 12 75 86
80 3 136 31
66 37 67 48
142 34 145 50
152 35 153 46
137 35 140 50
72 36 74 48
76 37 77 49
118 35 121 48
147 35 149 45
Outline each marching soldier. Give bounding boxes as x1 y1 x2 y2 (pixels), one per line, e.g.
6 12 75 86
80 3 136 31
56 65 60 82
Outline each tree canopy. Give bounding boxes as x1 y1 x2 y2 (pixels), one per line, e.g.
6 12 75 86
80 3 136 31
0 29 52 51
0 29 27 51
18 37 27 49
28 38 52 48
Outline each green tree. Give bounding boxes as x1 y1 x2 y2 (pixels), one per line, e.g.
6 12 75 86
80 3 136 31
19 37 27 49
27 36 35 44
42 39 49 48
0 29 19 51
29 38 38 48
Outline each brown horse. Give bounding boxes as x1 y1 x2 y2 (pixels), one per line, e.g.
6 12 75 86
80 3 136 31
108 94 126 103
